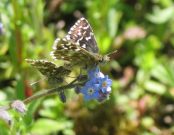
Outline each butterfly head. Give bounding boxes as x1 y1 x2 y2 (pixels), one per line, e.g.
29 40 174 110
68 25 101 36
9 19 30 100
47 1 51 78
99 55 110 64
99 50 117 64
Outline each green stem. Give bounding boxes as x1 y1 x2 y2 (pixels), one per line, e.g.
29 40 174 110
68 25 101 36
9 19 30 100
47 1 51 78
23 77 82 104
23 82 82 104
11 0 23 65
0 78 85 110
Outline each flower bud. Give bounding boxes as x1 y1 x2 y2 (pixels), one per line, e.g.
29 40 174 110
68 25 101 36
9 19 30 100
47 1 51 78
0 109 12 125
11 100 27 114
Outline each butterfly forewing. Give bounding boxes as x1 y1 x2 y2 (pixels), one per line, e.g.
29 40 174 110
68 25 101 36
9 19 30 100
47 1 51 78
65 18 99 53
26 59 71 85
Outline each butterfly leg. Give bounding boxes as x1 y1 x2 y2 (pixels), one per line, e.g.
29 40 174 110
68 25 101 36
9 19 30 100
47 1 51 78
58 90 66 103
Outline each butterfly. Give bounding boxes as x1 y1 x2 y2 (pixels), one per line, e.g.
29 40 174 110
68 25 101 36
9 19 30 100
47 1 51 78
50 17 110 69
25 59 71 86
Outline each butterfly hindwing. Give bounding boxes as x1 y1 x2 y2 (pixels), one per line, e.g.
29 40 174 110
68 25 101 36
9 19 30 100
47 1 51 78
26 59 71 85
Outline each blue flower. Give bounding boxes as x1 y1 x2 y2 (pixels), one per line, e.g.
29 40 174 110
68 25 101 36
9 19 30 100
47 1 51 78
98 75 112 93
80 83 100 101
80 67 112 102
88 67 104 79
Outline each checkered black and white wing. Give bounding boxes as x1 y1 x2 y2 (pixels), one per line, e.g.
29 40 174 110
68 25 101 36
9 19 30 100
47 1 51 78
65 17 99 53
50 37 96 67
26 59 71 85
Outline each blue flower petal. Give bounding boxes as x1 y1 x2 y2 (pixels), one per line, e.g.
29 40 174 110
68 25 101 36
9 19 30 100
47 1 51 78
98 75 112 89
80 83 100 101
101 87 111 93
107 79 112 86
88 67 104 79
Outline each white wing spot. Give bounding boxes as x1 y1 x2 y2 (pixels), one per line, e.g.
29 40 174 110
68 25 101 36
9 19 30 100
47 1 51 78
62 38 67 42
65 35 71 40
80 18 85 21
82 44 86 48
83 25 90 30
79 25 83 29
90 32 94 36
75 48 80 51
78 32 82 36
85 36 91 41
52 38 60 49
50 52 54 56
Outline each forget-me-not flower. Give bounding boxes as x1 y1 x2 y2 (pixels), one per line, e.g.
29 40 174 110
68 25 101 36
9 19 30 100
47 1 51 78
98 75 112 93
80 83 100 100
80 67 112 102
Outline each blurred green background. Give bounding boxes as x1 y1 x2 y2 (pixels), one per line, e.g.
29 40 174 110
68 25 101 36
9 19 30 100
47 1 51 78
1 0 174 135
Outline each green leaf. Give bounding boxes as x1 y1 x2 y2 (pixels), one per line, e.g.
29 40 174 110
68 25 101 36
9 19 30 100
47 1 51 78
16 77 25 99
24 98 43 127
39 97 64 119
146 35 162 50
31 119 73 135
107 8 122 37
151 63 174 87
146 6 174 24
144 80 167 95
141 117 154 128
99 36 112 53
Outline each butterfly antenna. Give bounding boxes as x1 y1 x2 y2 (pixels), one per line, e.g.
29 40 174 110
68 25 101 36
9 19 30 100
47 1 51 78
106 50 118 57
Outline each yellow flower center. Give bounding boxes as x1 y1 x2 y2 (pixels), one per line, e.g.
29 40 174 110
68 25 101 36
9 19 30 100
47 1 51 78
102 81 107 87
